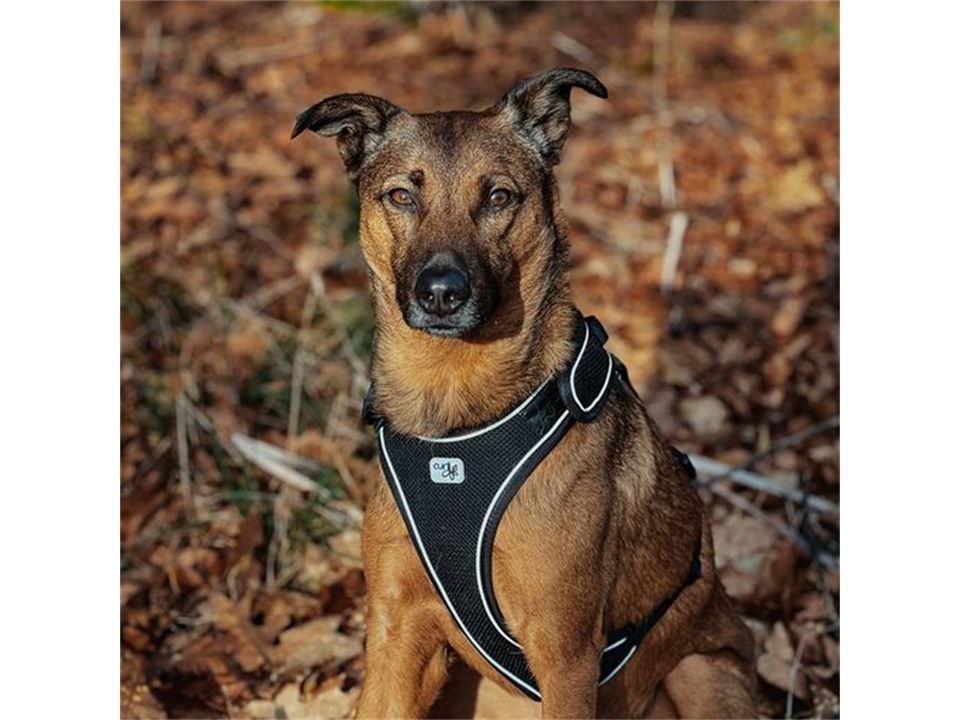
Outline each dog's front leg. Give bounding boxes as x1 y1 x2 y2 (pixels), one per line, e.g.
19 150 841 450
523 614 604 719
357 592 447 718
357 496 449 719
529 632 602 718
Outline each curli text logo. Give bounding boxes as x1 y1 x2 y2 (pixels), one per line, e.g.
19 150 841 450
429 457 465 484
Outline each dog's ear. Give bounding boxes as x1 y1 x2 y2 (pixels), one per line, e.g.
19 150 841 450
498 68 607 166
291 93 405 178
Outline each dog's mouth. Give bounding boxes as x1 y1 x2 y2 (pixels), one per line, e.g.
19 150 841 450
403 304 487 338
423 325 471 338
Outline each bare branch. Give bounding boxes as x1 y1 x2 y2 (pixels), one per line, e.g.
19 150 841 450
692 454 839 516
708 482 839 570
551 32 598 67
230 433 330 497
660 211 689 295
288 282 320 441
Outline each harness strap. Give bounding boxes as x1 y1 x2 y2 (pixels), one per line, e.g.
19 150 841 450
558 315 615 422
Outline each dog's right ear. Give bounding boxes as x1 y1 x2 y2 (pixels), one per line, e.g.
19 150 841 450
498 68 607 167
291 93 405 178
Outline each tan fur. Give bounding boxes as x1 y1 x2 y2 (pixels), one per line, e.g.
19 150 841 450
294 70 757 719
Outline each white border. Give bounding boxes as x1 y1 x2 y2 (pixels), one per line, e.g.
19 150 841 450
843 3 960 717
3 2 118 715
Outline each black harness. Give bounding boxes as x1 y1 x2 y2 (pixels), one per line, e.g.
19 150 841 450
365 314 701 701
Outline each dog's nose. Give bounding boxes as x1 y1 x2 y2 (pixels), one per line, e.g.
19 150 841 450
414 262 471 317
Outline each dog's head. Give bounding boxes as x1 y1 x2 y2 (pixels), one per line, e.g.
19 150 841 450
292 68 606 338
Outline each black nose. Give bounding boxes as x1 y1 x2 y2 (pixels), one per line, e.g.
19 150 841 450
414 262 471 317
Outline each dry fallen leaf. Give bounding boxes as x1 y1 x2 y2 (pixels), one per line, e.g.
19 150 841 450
770 160 825 213
270 616 364 677
204 592 270 673
712 514 797 604
679 396 730 439
757 621 807 699
226 321 272 364
244 676 359 720
771 296 807 338
122 650 168 719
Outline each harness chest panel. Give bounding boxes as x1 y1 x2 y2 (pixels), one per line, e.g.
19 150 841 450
372 315 699 701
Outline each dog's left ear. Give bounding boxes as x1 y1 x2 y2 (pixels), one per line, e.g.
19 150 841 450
498 68 607 166
291 93 406 178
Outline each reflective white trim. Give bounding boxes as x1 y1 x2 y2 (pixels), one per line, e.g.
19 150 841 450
413 380 549 443
599 644 638 685
603 636 627 653
569 325 614 413
474 410 571 648
569 323 591 399
379 427 543 700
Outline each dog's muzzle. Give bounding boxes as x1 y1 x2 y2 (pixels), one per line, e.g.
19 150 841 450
402 251 492 337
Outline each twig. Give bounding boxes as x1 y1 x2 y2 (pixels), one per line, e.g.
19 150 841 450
265 492 290 588
328 500 363 527
231 433 357 585
658 151 676 211
785 621 839 718
815 563 840 626
653 1 676 211
785 630 813 720
287 350 308 442
653 1 674 116
326 417 375 446
175 393 194 518
130 435 172 483
219 299 300 340
329 444 364 505
660 211 689 295
288 282 319 441
693 413 839 512
236 274 304 313
215 38 328 73
310 272 369 383
230 433 331 497
709 482 839 570
690 454 839 516
139 19 161 84
230 434 360 522
551 31 598 66
179 395 247 467
741 415 839 476
652 0 684 330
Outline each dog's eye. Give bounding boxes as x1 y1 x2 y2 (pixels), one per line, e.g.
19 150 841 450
387 188 414 207
487 188 513 209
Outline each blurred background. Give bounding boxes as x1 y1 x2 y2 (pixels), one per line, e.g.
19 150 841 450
120 2 839 718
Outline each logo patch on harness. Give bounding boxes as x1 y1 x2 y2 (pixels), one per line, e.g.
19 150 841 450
430 457 464 484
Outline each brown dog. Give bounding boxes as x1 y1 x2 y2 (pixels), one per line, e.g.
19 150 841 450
292 68 756 719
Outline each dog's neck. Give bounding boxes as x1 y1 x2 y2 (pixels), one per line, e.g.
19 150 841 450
369 244 576 438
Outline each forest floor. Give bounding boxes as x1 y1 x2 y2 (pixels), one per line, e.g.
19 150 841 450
121 2 839 718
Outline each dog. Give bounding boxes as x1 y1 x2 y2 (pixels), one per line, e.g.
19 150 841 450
292 68 757 719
